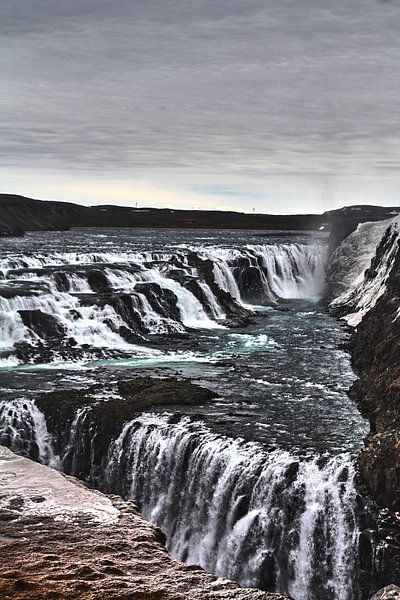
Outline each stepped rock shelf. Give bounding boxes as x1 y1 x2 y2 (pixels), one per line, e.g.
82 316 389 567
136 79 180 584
0 446 287 600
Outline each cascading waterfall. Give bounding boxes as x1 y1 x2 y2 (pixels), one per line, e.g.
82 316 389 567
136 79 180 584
202 244 327 302
0 399 59 468
106 414 358 600
0 229 389 600
0 243 327 363
0 401 360 600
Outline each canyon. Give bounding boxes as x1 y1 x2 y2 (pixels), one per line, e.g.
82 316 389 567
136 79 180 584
0 203 399 599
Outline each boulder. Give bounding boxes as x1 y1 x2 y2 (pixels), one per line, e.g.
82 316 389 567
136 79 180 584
18 310 65 340
88 269 111 292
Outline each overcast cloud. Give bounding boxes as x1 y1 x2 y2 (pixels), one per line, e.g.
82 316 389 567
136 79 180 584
1 0 400 212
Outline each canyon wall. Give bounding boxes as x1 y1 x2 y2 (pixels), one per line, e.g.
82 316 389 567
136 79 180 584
329 216 400 511
329 217 400 592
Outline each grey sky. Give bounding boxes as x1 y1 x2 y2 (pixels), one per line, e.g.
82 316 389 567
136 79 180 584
1 0 400 213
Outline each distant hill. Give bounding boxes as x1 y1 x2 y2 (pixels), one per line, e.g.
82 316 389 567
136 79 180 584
0 194 398 248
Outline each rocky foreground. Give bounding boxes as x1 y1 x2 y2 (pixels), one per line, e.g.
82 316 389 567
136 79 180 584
0 445 287 600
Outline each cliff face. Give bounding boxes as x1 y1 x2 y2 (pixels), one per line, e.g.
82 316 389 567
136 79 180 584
329 216 400 512
0 445 286 600
328 218 400 593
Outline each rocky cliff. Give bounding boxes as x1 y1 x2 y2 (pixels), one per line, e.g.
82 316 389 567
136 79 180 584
328 217 400 592
0 445 287 600
329 216 400 511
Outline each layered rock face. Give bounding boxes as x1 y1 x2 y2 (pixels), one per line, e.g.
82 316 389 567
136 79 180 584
328 216 400 591
329 216 400 510
0 446 286 600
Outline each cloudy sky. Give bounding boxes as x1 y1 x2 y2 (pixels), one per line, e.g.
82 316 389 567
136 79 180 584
1 0 400 213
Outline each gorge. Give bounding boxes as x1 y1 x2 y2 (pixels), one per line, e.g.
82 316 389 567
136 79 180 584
0 210 399 599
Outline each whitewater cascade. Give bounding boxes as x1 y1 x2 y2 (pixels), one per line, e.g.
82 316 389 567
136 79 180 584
0 243 326 364
0 400 359 600
0 399 60 468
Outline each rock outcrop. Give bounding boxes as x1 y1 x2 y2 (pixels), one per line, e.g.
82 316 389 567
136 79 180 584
0 445 286 600
33 377 218 486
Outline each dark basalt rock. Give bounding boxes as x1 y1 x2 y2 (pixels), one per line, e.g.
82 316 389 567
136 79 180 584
107 293 146 333
233 256 271 305
53 271 70 292
18 310 66 340
88 269 111 293
370 586 400 600
117 377 218 407
348 239 400 512
356 475 400 599
134 282 181 322
185 253 252 320
328 222 400 597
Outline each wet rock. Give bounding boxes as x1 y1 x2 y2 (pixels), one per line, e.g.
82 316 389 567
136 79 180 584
108 293 146 333
134 282 181 322
18 310 65 340
88 269 111 292
185 253 252 320
233 257 271 305
117 377 218 407
36 376 219 485
53 271 70 292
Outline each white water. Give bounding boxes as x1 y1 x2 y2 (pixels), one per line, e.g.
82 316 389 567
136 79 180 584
106 413 359 600
201 244 327 301
0 399 60 468
0 243 327 362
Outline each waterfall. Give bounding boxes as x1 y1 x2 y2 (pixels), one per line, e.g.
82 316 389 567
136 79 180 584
0 243 327 364
200 244 327 303
0 399 60 468
106 413 359 600
0 400 359 599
